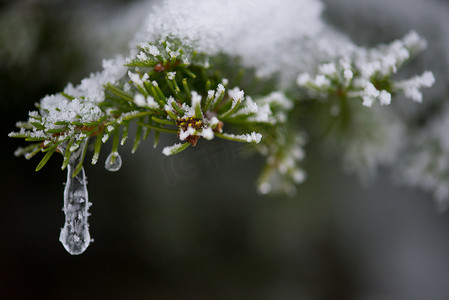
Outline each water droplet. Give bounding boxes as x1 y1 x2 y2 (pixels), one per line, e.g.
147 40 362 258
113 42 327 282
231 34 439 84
59 140 91 255
105 152 122 172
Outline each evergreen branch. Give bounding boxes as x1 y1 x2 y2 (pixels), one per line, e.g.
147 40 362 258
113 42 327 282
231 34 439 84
9 31 434 200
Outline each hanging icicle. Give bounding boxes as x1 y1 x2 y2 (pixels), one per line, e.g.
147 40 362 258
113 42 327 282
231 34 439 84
58 141 92 255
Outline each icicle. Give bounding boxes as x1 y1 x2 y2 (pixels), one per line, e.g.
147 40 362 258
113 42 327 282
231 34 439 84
58 141 91 255
105 152 122 172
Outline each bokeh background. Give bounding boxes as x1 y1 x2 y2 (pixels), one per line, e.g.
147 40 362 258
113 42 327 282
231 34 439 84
1 0 449 299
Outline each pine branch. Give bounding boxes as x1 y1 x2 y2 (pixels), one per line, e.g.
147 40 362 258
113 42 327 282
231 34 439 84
9 37 282 176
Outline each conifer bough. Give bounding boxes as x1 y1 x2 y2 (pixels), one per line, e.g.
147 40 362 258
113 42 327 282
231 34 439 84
9 0 438 254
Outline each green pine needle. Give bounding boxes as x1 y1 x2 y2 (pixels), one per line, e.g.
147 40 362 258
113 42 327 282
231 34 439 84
36 148 56 172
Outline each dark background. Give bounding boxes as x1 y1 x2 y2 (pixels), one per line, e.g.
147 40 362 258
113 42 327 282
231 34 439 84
1 0 449 299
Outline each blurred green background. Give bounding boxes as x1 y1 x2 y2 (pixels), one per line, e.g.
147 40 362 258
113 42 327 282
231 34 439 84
1 0 449 299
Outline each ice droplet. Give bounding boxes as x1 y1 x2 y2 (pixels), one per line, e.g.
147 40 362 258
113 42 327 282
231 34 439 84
105 152 122 172
58 141 91 255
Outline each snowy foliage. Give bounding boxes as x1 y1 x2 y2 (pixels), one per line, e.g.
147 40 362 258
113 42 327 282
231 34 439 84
9 0 447 255
297 31 434 108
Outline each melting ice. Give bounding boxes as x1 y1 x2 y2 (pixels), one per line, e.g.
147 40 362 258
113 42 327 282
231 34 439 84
105 152 122 172
59 142 92 255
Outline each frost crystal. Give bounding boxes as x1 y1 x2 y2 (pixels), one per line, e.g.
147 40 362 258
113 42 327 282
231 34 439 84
222 132 262 144
394 71 435 103
167 71 176 80
136 51 148 61
134 94 147 107
146 96 159 109
228 88 244 103
162 143 187 156
58 141 91 255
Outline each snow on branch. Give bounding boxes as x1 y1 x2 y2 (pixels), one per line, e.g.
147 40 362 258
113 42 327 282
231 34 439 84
8 0 447 254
